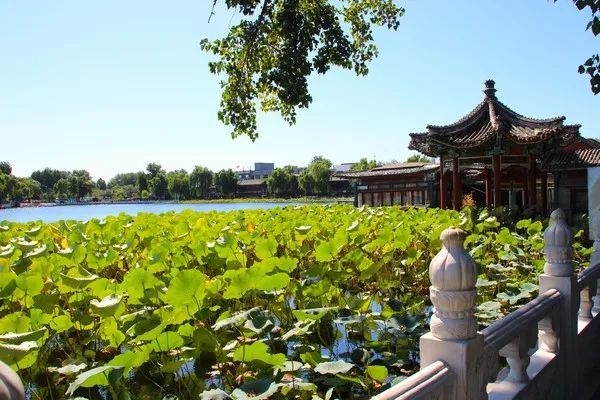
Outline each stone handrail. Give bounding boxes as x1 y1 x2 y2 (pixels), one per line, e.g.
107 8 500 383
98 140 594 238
375 208 600 400
482 288 561 352
372 361 453 400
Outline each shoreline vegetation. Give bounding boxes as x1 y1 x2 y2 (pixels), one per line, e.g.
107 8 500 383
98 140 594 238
1 196 353 209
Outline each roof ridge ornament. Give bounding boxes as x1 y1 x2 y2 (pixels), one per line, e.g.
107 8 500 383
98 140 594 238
484 79 497 99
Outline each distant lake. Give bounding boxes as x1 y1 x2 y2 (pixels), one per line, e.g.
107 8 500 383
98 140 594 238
0 202 307 223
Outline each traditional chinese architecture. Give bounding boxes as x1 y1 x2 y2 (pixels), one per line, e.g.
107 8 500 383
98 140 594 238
336 162 439 207
408 80 592 215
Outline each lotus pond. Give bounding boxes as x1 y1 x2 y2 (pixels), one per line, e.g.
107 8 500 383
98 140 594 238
0 205 592 399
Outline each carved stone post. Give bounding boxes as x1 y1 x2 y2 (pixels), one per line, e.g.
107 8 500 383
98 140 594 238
538 209 579 399
0 360 25 400
420 228 485 400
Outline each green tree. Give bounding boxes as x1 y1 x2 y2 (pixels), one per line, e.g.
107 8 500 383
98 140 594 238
146 163 163 178
97 178 107 190
214 169 238 197
0 173 11 203
53 178 69 200
267 167 294 197
137 172 148 192
149 172 168 200
304 156 332 195
167 170 190 200
556 0 600 94
68 170 95 200
0 161 12 175
189 166 214 199
202 1 404 140
108 172 138 188
31 168 69 194
349 158 379 172
405 154 432 163
298 170 315 196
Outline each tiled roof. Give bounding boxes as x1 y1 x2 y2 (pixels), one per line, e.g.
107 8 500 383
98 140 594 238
408 80 581 156
335 163 438 178
541 149 600 171
237 179 266 186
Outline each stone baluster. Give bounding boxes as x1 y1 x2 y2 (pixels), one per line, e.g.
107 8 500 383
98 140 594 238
0 360 25 400
538 306 560 354
591 210 600 313
580 282 596 321
538 209 578 398
420 228 486 400
499 324 537 383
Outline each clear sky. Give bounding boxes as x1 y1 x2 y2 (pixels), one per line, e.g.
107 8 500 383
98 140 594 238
1 1 599 181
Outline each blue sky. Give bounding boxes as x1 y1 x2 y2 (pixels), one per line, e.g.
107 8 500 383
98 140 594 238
1 0 599 181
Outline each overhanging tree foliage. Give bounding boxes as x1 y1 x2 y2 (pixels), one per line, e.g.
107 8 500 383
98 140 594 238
202 0 404 140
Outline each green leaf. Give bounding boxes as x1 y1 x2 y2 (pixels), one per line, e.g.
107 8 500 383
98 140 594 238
164 270 206 309
152 331 184 352
255 238 278 259
65 366 124 396
232 341 286 366
0 328 47 344
90 294 122 317
314 360 354 375
366 365 388 382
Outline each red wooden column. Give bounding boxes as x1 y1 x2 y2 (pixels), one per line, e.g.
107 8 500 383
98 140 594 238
452 157 461 210
522 167 529 207
484 169 492 208
528 154 537 209
439 156 447 209
493 154 501 207
541 172 548 215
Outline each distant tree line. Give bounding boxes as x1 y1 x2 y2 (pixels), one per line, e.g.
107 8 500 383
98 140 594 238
4 154 429 203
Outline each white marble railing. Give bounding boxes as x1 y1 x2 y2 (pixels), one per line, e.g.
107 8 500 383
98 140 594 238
375 209 600 400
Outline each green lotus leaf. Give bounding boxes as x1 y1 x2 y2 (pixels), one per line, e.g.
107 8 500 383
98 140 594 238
15 272 44 295
366 365 388 382
24 244 47 258
0 341 38 360
60 273 99 289
232 341 286 367
15 239 38 249
0 328 47 344
200 388 230 400
152 331 184 352
90 294 122 317
314 360 354 375
48 363 87 375
346 220 360 232
212 307 261 331
164 270 206 309
294 225 312 233
65 365 124 396
25 226 41 235
0 245 14 258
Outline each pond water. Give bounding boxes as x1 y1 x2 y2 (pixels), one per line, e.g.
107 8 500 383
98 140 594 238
0 202 306 223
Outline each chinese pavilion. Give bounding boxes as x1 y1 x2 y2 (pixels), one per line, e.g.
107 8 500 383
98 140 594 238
408 80 591 215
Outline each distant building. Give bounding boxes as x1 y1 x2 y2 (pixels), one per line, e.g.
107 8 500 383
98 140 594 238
235 162 275 180
254 162 275 179
237 179 267 197
333 163 355 174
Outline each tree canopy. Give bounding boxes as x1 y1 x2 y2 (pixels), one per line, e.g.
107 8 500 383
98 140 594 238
203 0 404 140
561 0 600 94
405 154 432 163
349 158 379 172
203 1 599 141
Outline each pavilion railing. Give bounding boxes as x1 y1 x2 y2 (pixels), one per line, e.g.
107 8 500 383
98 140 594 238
374 208 600 400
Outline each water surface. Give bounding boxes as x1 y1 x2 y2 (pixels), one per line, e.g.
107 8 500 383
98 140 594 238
0 202 304 223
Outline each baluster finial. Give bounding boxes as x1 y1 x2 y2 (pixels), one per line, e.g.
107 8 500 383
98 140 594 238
429 228 478 340
543 209 573 277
